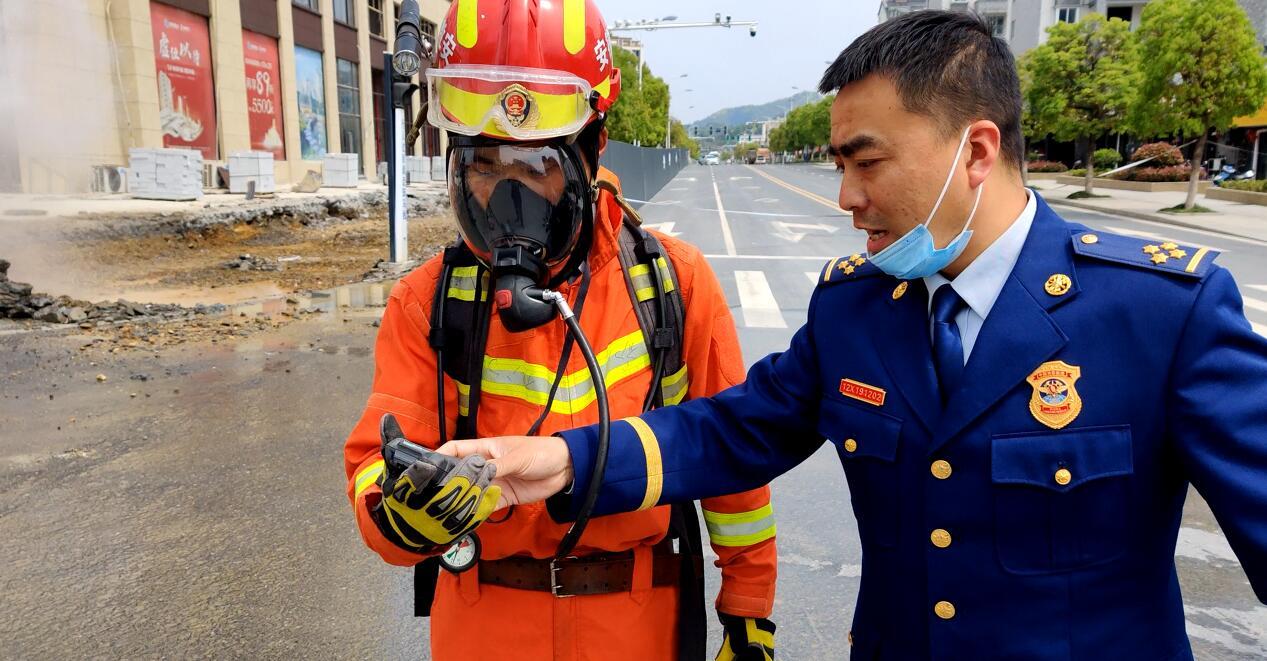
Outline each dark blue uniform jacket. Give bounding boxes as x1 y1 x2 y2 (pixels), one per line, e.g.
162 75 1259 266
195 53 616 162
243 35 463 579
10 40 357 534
554 195 1267 660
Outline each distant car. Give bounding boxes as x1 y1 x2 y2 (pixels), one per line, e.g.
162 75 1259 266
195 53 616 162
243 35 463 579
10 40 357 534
754 156 767 165
705 151 721 166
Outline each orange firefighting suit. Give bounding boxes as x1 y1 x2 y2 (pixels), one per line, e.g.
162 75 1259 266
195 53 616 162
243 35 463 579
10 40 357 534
344 177 777 661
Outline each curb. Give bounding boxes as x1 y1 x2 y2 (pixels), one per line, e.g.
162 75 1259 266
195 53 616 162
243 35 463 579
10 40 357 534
1046 198 1267 245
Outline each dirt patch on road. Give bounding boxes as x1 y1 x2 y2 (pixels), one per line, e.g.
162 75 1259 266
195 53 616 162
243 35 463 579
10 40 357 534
67 213 454 305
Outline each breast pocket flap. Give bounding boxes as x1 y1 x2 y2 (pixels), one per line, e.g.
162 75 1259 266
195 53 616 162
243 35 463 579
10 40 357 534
991 424 1133 492
818 398 903 462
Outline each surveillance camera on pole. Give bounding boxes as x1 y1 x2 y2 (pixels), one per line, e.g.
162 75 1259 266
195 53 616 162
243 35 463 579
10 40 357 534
384 0 430 265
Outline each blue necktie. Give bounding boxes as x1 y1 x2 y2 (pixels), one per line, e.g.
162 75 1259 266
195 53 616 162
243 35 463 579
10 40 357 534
931 284 967 404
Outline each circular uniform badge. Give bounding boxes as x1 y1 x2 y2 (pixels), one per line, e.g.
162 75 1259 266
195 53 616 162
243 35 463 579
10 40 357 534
439 534 481 573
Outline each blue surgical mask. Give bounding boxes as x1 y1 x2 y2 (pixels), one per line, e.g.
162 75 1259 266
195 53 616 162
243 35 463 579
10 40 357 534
868 126 983 280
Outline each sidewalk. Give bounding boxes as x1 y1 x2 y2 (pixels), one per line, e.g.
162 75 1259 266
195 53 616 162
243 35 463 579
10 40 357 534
1036 181 1267 243
0 180 445 222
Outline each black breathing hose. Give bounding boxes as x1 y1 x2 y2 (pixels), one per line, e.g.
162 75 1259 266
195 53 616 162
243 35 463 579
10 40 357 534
540 290 610 560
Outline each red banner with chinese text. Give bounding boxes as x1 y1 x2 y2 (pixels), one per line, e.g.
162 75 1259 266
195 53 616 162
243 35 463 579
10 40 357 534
149 3 218 159
242 30 286 159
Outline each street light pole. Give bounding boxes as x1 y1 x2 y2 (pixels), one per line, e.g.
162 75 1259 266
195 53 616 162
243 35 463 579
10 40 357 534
384 0 429 264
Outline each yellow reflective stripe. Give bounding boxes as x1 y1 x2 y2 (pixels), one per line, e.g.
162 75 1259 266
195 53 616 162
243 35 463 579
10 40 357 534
447 267 488 302
660 364 689 406
456 0 479 48
703 504 777 547
626 417 663 511
354 459 386 497
1186 247 1211 273
480 330 650 414
629 258 676 302
563 0 586 55
456 380 470 417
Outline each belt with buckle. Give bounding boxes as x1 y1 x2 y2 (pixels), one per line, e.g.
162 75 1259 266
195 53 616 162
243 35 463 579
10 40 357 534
477 540 681 597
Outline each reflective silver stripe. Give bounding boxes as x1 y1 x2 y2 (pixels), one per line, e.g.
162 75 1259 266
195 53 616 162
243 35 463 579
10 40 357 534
703 504 777 546
447 266 488 302
660 364 689 405
456 380 470 416
628 257 676 302
354 459 386 497
480 330 651 414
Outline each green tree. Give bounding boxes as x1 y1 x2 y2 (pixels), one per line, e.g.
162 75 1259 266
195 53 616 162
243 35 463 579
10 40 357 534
606 47 669 147
1133 0 1267 209
669 120 699 158
1019 13 1139 196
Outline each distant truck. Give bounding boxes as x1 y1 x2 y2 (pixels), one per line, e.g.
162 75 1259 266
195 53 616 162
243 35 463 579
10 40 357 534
754 148 771 165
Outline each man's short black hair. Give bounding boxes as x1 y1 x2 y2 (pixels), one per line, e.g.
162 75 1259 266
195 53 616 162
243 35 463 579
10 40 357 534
819 11 1023 169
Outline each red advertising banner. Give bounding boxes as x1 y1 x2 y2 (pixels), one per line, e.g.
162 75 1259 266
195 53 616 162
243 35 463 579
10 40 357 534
149 3 217 159
242 31 286 159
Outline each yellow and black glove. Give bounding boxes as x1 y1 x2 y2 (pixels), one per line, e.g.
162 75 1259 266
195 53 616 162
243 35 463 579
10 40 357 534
372 418 501 554
716 613 776 661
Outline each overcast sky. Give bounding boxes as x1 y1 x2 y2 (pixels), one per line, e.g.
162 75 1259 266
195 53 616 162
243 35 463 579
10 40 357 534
598 1 879 123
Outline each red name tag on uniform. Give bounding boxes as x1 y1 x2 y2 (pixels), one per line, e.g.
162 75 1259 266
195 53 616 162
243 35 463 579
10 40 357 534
840 378 886 406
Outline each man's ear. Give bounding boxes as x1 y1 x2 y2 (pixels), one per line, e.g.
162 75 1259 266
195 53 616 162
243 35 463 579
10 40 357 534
598 127 608 157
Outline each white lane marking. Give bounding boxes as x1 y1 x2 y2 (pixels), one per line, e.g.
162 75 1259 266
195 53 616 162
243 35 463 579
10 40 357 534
667 187 688 191
754 197 779 203
1102 225 1227 252
1176 526 1240 563
711 169 738 256
805 271 820 285
642 222 680 238
742 186 762 190
771 221 840 243
1247 284 1267 293
735 271 788 329
1242 296 1267 314
1253 322 1267 338
619 200 817 217
730 176 753 181
705 254 837 260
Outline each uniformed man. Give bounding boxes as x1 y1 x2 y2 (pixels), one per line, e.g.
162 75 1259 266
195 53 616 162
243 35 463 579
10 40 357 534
441 10 1267 660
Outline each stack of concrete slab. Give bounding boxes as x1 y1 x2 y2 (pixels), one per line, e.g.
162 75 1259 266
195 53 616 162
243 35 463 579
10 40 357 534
430 156 445 181
405 156 432 184
322 153 359 188
228 151 275 194
129 148 203 201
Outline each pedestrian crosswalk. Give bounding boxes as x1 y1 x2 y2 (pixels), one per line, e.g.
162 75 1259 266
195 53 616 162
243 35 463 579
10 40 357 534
725 268 1267 341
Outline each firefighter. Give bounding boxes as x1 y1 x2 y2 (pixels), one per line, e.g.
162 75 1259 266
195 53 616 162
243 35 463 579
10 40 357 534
342 1 778 659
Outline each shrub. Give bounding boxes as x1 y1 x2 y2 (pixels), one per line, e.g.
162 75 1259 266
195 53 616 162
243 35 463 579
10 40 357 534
1129 165 1193 182
1130 142 1183 166
1093 148 1123 169
1221 179 1267 193
1068 168 1087 177
1027 160 1068 173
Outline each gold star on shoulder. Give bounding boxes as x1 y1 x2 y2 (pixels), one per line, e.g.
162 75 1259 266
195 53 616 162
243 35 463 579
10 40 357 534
848 253 866 266
1150 252 1169 265
1160 242 1179 251
1168 248 1187 259
1142 244 1160 255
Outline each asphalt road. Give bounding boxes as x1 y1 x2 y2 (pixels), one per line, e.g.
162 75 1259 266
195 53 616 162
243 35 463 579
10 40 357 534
1 162 1265 659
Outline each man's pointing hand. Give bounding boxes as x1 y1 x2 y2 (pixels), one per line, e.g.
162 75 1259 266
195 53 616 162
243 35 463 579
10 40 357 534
437 436 574 510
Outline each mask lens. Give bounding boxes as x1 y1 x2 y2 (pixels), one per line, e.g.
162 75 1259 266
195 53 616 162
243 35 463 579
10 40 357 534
448 142 588 267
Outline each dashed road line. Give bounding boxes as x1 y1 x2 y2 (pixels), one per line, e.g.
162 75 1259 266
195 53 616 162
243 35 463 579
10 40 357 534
735 270 788 329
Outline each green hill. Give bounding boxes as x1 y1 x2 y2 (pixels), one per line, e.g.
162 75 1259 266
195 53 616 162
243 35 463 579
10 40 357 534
687 91 822 136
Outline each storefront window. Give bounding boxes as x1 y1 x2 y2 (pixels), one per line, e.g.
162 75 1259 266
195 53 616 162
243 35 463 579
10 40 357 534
294 46 327 159
337 58 362 169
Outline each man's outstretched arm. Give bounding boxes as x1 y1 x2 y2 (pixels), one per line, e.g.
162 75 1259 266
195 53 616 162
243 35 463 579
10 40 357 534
442 296 829 517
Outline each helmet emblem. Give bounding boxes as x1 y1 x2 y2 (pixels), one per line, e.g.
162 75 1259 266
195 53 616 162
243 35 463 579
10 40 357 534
498 84 540 129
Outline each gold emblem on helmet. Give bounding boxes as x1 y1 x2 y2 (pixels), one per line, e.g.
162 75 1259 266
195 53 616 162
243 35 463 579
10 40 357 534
497 84 541 130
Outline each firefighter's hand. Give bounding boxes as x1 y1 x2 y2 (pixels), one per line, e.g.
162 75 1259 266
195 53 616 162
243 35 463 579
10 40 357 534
376 450 502 553
716 613 776 661
437 435 573 509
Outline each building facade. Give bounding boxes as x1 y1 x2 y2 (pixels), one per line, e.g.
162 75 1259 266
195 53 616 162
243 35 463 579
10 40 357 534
0 0 451 194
